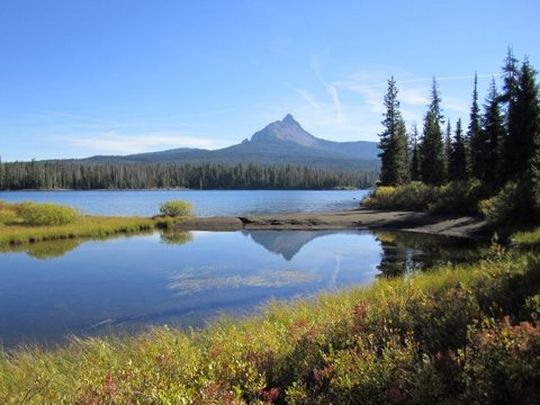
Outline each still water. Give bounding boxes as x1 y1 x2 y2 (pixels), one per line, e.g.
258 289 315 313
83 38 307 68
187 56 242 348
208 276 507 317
0 229 480 347
0 190 369 217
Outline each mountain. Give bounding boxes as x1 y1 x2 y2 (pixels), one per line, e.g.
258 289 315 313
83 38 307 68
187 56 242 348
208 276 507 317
81 114 379 170
244 230 358 261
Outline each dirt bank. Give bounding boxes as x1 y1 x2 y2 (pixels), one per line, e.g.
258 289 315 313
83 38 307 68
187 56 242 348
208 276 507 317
175 209 493 239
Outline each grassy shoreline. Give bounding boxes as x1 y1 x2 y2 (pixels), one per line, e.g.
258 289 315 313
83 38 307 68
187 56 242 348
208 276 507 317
1 241 539 403
0 200 189 248
0 215 155 247
1 199 539 402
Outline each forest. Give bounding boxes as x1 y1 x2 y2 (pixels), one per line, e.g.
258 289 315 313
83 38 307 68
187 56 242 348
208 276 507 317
369 49 540 221
0 161 377 190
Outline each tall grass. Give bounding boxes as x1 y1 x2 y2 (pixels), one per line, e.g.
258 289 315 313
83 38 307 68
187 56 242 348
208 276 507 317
0 200 157 247
0 216 155 247
0 250 539 403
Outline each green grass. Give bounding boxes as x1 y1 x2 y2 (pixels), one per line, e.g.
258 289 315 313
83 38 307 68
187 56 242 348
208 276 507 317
0 215 155 247
0 247 539 403
511 227 540 248
0 200 188 248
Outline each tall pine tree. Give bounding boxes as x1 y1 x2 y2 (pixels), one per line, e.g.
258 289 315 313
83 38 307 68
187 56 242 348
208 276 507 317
378 77 409 185
516 60 540 215
501 48 522 181
420 78 446 185
448 118 468 181
506 60 540 180
468 73 484 180
409 123 421 181
444 120 452 181
482 79 506 188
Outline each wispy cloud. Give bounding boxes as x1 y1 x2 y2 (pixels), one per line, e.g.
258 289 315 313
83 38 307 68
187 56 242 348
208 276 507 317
276 64 498 143
66 131 228 154
310 57 344 124
295 89 321 110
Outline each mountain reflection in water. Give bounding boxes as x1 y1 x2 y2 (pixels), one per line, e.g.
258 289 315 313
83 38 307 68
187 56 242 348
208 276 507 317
0 229 483 346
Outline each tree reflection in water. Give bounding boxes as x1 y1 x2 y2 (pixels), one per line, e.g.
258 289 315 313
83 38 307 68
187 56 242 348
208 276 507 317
373 231 483 278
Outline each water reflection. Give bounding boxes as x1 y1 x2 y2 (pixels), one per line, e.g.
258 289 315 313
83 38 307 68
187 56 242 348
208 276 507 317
0 229 483 347
2 238 83 259
169 269 315 295
159 230 193 245
242 230 357 260
373 231 482 277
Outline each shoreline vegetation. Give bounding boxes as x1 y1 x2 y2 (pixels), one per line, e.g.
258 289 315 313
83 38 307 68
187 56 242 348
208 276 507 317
0 200 191 248
0 232 539 403
0 198 492 248
1 47 539 401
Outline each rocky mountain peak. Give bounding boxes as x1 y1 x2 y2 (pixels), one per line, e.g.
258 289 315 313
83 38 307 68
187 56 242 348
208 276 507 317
250 114 318 147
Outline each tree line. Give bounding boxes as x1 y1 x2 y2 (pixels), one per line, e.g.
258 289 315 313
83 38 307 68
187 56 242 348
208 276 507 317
378 48 540 217
0 161 377 190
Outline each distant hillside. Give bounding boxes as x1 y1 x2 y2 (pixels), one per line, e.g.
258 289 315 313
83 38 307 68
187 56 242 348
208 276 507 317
81 114 379 170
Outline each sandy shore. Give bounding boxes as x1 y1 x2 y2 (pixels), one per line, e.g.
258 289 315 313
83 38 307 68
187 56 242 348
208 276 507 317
175 209 493 239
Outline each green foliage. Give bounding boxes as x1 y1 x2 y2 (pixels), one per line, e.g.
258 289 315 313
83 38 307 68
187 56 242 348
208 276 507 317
505 60 540 182
364 180 486 215
420 78 446 185
478 181 520 221
19 202 78 226
0 162 378 190
469 74 485 181
510 227 540 248
0 250 539 403
461 317 540 404
374 51 540 223
481 79 505 188
525 295 540 323
0 201 155 247
0 208 18 225
409 124 421 182
428 180 486 215
362 182 433 211
378 77 409 186
159 200 193 218
448 118 469 182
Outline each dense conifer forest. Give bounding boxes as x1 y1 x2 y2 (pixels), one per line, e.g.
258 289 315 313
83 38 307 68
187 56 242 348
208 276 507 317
0 161 377 190
373 49 540 221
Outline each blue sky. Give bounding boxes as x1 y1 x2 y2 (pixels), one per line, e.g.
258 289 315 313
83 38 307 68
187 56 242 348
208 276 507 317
1 0 539 161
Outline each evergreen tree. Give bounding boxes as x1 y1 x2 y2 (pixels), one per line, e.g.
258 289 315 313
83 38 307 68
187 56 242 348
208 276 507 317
516 60 540 214
420 78 446 185
506 60 540 180
468 73 484 180
409 123 421 181
482 79 506 188
378 77 409 185
500 47 520 107
444 120 452 181
449 119 468 181
501 48 521 181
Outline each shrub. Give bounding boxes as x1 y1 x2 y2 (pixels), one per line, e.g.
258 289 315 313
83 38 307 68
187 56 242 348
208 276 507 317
428 180 487 215
159 200 193 218
362 182 434 211
461 317 540 404
478 181 520 221
19 202 78 226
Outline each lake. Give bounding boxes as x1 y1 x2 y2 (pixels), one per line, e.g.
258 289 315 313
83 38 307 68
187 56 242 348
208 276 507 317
0 189 369 217
0 229 480 347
